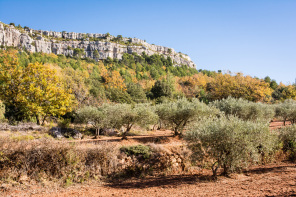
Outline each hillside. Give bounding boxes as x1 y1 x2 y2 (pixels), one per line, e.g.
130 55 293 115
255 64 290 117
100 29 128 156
0 22 194 68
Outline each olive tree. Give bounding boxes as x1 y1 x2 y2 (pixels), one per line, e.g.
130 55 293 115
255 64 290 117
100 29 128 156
279 124 296 161
156 98 219 136
275 99 296 125
185 115 277 178
105 103 158 139
75 106 106 137
211 97 275 123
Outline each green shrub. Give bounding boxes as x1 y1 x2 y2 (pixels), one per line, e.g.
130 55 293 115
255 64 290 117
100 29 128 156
105 88 133 104
120 145 151 159
185 115 277 178
126 83 147 103
149 76 175 99
73 48 85 58
279 124 296 161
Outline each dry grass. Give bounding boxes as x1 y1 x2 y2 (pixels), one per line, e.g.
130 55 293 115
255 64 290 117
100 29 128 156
0 138 120 186
0 135 191 187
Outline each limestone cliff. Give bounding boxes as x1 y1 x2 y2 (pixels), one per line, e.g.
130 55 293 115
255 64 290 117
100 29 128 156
0 22 195 68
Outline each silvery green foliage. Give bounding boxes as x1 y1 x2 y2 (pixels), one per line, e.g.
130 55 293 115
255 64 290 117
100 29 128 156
156 98 220 135
76 103 158 138
279 124 296 161
185 115 277 177
275 99 296 125
75 106 106 136
210 97 275 123
103 103 158 138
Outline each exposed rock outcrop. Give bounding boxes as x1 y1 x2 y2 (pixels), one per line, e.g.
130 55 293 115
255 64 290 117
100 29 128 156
49 127 82 139
0 22 195 68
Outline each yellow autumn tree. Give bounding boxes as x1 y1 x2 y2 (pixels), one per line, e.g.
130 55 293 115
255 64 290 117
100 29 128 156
21 62 76 124
206 73 272 102
0 50 75 124
0 49 24 120
280 85 296 101
178 73 213 98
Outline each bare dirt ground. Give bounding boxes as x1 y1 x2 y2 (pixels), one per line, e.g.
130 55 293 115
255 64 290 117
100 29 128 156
1 122 296 197
2 162 296 197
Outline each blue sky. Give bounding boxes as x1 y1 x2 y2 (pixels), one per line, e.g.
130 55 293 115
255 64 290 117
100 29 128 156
0 0 295 84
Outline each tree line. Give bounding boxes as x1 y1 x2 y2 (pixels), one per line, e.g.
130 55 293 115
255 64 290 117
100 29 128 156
0 48 295 125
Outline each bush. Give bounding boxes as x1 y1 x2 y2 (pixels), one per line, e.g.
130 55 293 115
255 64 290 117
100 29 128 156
105 88 133 104
211 97 275 123
73 48 85 58
185 115 277 178
279 125 296 161
126 83 147 103
120 145 151 159
149 77 175 99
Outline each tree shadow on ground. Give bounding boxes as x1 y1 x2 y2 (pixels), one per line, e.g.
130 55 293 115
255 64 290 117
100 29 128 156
73 135 173 144
243 164 296 175
105 174 215 189
106 163 296 189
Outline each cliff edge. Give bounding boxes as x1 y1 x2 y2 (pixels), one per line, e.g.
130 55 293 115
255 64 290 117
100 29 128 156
0 22 195 68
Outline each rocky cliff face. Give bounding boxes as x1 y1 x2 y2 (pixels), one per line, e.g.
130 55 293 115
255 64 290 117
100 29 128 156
0 22 195 68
